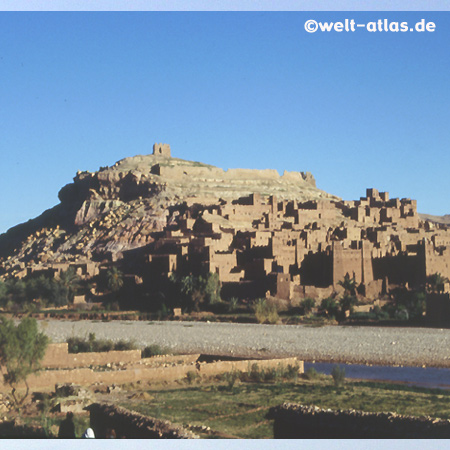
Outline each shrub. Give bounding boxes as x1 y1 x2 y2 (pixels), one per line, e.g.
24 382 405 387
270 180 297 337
248 363 266 382
246 362 300 383
304 367 320 380
228 297 239 313
222 370 240 390
114 339 137 351
300 298 315 315
331 365 346 387
253 298 279 324
319 297 339 319
156 303 170 320
186 370 199 384
142 344 169 358
67 333 137 353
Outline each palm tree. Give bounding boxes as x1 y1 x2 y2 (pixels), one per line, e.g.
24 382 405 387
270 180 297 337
56 267 81 305
106 267 124 293
427 273 449 293
338 273 356 296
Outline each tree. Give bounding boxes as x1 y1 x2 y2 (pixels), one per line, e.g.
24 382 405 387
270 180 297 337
319 297 339 318
106 267 124 293
56 267 81 305
201 273 221 305
176 273 222 312
0 317 49 408
338 273 356 296
340 294 358 316
393 288 426 320
427 273 449 293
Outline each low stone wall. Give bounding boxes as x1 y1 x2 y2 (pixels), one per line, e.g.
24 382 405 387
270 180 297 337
88 403 198 438
0 420 48 438
6 364 197 391
268 403 450 438
142 354 200 366
42 343 142 368
197 357 302 377
0 354 302 393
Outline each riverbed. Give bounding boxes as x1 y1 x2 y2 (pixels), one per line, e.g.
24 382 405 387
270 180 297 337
39 320 450 368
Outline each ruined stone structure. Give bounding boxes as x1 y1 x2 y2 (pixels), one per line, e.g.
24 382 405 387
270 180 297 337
1 145 449 308
152 143 171 157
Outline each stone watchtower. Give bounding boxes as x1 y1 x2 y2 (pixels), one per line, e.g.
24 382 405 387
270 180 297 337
153 143 171 157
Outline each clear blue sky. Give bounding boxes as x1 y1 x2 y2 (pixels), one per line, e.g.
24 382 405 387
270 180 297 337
1 11 449 233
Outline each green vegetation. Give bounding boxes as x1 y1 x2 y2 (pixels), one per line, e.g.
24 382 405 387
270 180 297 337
427 272 449 293
338 274 357 296
186 370 200 384
141 344 170 358
300 297 315 315
319 297 339 319
227 297 239 313
303 367 324 380
67 332 137 353
0 269 82 310
120 375 450 439
105 267 124 293
0 269 435 327
20 411 90 438
0 317 49 408
253 298 279 324
331 365 346 387
169 272 222 312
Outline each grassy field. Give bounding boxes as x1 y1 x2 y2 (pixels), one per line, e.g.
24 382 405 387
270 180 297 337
119 375 450 438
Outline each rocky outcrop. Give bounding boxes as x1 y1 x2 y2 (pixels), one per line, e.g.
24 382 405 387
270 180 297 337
0 151 337 274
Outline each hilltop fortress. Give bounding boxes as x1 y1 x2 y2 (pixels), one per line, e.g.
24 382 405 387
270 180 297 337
0 143 449 306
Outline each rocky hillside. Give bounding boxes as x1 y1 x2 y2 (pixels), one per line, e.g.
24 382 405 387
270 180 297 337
419 213 450 226
0 150 338 276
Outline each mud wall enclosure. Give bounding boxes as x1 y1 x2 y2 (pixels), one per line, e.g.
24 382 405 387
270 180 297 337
268 403 450 438
88 403 198 439
0 343 302 392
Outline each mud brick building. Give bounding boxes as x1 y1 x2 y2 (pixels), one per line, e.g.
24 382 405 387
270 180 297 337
2 146 449 307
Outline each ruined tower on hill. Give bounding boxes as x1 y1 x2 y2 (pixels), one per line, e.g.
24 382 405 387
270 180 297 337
153 143 171 157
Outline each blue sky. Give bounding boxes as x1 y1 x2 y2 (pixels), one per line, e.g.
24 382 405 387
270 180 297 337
0 11 449 233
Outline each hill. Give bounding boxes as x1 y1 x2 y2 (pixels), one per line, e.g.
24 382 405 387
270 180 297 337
0 144 338 274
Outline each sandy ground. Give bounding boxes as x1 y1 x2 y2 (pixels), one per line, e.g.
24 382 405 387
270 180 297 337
39 320 450 368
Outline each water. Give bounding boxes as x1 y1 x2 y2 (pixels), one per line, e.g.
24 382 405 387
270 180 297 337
304 361 450 390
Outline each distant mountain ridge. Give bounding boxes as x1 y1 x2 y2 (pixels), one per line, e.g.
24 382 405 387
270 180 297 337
419 213 450 226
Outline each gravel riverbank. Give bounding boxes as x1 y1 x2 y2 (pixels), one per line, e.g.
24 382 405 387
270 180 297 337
39 320 450 368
